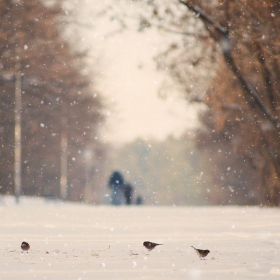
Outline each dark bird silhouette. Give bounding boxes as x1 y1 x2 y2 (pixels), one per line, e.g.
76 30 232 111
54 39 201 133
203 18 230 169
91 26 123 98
21 241 30 253
143 241 163 251
191 246 210 260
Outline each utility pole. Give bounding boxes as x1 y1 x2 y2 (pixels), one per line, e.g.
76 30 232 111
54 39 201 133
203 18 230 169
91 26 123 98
14 44 22 203
60 115 68 200
84 148 92 203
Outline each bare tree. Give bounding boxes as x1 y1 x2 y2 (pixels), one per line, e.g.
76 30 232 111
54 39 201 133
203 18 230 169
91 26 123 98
130 0 280 205
177 0 280 205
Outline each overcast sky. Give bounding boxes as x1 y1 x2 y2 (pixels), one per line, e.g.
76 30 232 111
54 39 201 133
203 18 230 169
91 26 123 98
66 0 200 144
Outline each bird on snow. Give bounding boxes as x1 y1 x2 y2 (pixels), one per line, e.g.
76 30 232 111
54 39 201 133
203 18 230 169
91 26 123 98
21 241 30 253
143 241 163 251
191 246 210 260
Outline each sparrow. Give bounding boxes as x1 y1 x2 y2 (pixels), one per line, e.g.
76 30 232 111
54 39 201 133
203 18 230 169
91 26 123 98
191 246 210 260
143 241 163 251
21 241 30 253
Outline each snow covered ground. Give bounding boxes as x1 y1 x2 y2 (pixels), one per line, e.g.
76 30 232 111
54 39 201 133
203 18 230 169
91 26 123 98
0 196 279 279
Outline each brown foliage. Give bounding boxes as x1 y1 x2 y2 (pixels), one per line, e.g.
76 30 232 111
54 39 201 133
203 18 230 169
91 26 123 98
186 0 280 205
0 0 105 200
142 0 280 205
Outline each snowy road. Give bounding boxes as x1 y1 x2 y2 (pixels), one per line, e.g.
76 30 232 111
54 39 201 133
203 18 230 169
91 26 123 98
0 196 279 279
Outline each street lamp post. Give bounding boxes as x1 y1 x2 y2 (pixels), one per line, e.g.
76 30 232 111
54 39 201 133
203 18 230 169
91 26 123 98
14 45 22 203
84 148 92 203
60 115 68 200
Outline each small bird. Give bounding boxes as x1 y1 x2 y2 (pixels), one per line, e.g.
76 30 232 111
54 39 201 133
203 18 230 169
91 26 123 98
191 246 210 260
143 241 163 251
21 241 30 253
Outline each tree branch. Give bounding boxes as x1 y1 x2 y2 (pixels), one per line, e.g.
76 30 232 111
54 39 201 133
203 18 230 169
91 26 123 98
179 1 228 35
179 0 280 130
151 23 199 37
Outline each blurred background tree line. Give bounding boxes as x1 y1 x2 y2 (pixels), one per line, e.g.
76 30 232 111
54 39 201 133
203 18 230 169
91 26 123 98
0 0 105 201
1 0 279 206
107 135 208 205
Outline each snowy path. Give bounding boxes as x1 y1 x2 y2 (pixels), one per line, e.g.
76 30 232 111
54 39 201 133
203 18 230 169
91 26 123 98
0 196 280 279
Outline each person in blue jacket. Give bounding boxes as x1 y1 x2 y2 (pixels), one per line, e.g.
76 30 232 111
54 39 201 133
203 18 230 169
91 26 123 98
108 171 124 205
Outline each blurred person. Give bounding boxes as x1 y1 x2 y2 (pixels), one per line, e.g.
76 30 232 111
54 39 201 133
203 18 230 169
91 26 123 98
108 171 124 205
136 195 143 205
123 182 133 205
